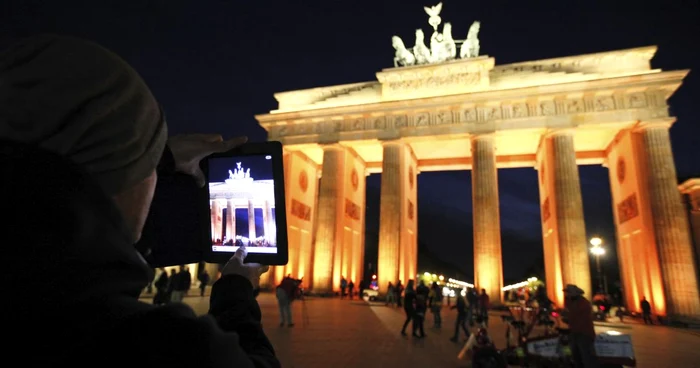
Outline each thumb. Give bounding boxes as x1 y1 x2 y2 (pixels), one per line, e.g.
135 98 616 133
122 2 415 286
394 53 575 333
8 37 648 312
192 168 206 188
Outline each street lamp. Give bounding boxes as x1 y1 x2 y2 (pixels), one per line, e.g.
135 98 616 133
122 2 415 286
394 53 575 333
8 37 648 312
590 237 606 294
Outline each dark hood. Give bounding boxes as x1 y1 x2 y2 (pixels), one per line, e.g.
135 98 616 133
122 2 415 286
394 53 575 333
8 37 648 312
2 139 153 308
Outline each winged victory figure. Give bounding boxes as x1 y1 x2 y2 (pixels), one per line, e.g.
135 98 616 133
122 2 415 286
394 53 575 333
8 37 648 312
424 2 443 30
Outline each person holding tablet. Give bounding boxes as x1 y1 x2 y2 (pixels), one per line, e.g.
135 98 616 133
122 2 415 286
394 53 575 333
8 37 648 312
1 34 279 367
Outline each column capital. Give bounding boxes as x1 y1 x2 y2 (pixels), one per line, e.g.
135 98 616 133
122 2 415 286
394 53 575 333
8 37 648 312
543 128 575 139
319 143 345 151
633 118 676 132
380 139 406 148
469 133 496 142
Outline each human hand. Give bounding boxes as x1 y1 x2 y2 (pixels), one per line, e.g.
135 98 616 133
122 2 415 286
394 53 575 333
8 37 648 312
220 246 269 288
167 134 247 187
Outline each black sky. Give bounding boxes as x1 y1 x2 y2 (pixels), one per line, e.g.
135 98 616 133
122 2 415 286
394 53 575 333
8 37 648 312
3 0 699 282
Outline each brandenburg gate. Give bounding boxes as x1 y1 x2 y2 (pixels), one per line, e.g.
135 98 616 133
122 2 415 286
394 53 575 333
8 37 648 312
255 5 700 320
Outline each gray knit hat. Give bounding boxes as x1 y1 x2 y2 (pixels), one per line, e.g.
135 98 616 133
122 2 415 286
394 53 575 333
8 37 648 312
0 34 167 195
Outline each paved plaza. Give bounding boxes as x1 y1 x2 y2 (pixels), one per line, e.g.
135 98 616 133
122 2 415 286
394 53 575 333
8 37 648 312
140 291 700 368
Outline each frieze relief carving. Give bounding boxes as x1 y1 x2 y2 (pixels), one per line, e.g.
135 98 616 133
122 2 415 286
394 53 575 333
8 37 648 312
595 96 615 111
272 91 669 137
434 111 454 125
511 103 528 118
372 116 388 130
414 112 430 126
541 101 555 116
389 115 409 128
479 106 502 121
460 108 477 122
628 93 647 108
566 99 584 113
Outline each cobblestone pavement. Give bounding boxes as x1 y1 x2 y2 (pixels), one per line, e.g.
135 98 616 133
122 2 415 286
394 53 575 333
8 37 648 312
142 292 700 368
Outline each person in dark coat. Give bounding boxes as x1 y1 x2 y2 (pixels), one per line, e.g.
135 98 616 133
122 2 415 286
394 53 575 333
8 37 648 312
1 34 278 367
153 268 169 305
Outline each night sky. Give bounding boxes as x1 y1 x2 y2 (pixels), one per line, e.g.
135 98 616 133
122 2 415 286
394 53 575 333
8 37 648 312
3 1 699 283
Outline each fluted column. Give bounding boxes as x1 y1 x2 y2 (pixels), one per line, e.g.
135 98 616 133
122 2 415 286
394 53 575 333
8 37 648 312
226 199 235 242
471 135 503 302
264 201 275 245
639 122 700 319
550 131 591 298
210 200 222 242
262 200 270 241
247 199 256 241
378 142 402 294
312 146 343 293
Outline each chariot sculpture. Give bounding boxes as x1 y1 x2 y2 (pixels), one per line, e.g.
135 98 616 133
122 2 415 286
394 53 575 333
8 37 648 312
391 2 481 67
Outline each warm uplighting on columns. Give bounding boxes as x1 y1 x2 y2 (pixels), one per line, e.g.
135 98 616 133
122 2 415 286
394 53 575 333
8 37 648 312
549 130 591 298
471 134 504 303
377 142 402 294
312 146 343 293
638 120 700 318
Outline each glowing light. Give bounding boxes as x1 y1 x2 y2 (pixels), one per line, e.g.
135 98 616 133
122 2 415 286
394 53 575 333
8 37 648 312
605 330 622 336
424 272 431 277
448 278 474 288
589 237 602 247
431 274 437 279
439 275 444 281
265 155 271 160
442 287 451 296
461 289 467 297
449 290 456 297
372 274 377 280
502 277 539 291
590 246 606 256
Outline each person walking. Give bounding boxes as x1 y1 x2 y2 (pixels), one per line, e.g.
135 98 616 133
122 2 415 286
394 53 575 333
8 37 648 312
395 280 404 308
450 291 470 342
400 280 417 337
276 275 300 327
348 280 355 300
478 288 490 327
152 268 169 305
640 297 653 325
385 282 396 307
429 281 443 328
198 269 210 297
340 276 347 299
414 280 429 337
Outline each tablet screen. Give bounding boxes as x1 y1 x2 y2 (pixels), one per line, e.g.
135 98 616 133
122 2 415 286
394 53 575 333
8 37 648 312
207 154 278 255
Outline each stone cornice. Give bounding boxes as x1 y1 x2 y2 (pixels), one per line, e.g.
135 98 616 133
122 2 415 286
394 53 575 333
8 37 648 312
257 70 686 127
491 46 658 75
260 85 677 144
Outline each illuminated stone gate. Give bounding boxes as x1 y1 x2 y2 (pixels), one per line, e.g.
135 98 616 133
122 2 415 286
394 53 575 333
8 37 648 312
254 43 700 319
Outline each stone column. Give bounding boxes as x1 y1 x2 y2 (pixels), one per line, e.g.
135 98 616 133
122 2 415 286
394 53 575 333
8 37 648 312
226 199 235 243
210 200 221 242
247 199 256 241
471 135 503 302
264 201 275 245
312 145 343 293
639 122 700 319
378 142 402 294
550 131 591 297
262 200 270 242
